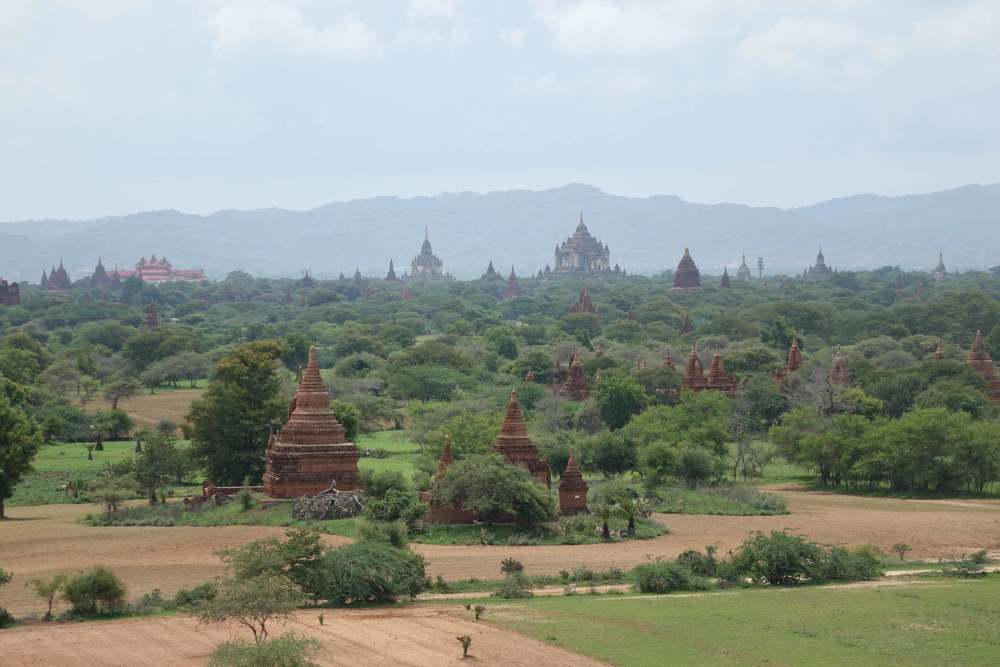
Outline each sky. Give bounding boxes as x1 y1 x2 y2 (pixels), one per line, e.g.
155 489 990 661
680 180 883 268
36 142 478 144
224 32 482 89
2 0 1000 221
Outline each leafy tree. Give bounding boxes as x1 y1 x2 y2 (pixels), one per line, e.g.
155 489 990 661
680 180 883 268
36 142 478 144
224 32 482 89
330 400 361 441
188 341 286 485
29 573 68 620
433 454 555 526
194 573 307 645
421 411 502 459
313 541 426 604
125 431 190 504
63 566 127 616
0 395 42 518
582 431 638 478
103 377 143 409
593 370 647 430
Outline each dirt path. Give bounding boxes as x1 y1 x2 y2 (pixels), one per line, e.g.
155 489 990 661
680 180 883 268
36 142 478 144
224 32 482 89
3 489 999 617
0 606 604 667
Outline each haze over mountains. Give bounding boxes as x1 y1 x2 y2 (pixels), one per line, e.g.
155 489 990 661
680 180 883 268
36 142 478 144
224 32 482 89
2 183 998 282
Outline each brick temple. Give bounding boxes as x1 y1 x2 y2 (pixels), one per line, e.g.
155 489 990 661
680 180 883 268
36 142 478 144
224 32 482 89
968 330 1000 402
502 266 523 299
570 287 598 316
682 342 739 394
493 389 551 487
262 346 360 497
828 348 850 386
553 213 611 275
672 248 701 290
774 338 802 387
0 278 20 306
556 349 590 401
409 228 447 280
558 450 588 515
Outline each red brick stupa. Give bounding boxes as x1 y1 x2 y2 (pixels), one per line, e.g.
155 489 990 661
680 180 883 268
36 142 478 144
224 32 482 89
682 342 739 395
570 287 598 316
558 450 588 515
968 330 1000 402
502 266 523 300
828 348 850 386
262 347 360 497
493 389 551 487
773 338 802 387
558 349 590 401
672 248 701 290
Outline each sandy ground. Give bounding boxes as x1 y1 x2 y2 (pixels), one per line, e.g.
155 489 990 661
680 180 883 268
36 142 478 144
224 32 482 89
0 605 602 667
2 488 999 617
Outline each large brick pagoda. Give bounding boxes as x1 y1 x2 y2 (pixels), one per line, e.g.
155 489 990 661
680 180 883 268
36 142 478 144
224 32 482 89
493 389 551 487
262 346 360 497
672 248 701 290
968 330 1000 402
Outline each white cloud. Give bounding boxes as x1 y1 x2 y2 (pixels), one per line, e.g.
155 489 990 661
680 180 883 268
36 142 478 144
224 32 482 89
534 0 730 55
207 1 378 58
501 27 528 47
912 1 1000 51
398 0 466 47
513 67 650 96
737 17 860 72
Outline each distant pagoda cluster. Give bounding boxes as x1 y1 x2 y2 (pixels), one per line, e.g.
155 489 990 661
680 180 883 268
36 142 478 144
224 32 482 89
40 255 205 289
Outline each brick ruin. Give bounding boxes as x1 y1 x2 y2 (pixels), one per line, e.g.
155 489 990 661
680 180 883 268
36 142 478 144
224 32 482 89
773 338 802 387
502 266 523 299
558 450 588 515
682 342 739 395
570 287 598 316
828 348 850 386
424 390 552 523
968 330 1000 402
672 248 701 290
262 346 360 497
555 348 590 401
0 278 20 306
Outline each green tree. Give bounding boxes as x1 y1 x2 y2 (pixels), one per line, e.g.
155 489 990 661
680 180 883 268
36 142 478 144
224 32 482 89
29 573 68 621
127 431 189 504
330 400 361 441
102 377 143 410
0 395 42 518
593 371 647 430
187 341 286 485
194 573 308 645
433 454 555 526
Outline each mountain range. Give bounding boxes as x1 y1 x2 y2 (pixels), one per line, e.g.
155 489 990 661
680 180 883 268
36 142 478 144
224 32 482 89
2 183 998 282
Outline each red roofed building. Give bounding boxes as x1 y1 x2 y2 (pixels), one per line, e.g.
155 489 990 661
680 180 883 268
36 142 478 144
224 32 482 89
116 255 206 284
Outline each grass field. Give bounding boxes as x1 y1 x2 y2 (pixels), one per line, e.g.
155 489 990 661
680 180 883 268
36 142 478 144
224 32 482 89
489 574 1000 666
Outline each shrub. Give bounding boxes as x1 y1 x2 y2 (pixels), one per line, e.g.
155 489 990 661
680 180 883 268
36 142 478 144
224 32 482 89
173 582 218 608
364 488 425 525
500 557 524 577
28 573 68 620
63 566 128 616
357 520 409 548
313 542 426 604
819 547 882 582
433 454 555 526
0 608 14 628
729 531 826 585
633 561 709 593
195 574 308 645
494 574 532 599
674 546 719 577
209 634 321 667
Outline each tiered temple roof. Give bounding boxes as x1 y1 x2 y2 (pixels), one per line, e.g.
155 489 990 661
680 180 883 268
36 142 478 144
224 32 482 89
46 260 72 290
682 342 739 395
557 349 590 400
482 260 503 281
409 228 445 280
774 338 802 387
262 346 360 497
679 313 695 336
553 212 611 275
493 389 551 487
0 278 19 306
968 330 1000 402
672 248 701 290
807 247 833 276
299 271 318 288
558 450 588 515
502 267 523 299
828 348 850 386
570 287 598 316
721 267 732 288
385 259 400 282
91 258 111 288
737 255 752 282
934 253 947 281
117 255 206 283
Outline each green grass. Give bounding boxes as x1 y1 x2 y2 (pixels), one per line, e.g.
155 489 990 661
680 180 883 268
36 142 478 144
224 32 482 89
651 485 788 516
357 431 422 479
489 574 1000 666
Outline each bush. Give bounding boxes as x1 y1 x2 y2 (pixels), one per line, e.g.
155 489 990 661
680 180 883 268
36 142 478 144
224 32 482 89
313 542 426 604
210 634 321 667
364 488 425 525
357 520 410 548
494 574 532 599
0 608 14 629
730 531 826 585
173 582 218 608
63 566 128 616
433 454 555 526
674 546 719 577
819 547 882 582
633 561 710 593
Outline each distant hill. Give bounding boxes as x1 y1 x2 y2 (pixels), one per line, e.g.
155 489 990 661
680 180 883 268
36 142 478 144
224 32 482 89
2 183 998 281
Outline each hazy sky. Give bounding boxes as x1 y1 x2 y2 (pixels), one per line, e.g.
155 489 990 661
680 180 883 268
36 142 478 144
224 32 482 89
3 0 1000 220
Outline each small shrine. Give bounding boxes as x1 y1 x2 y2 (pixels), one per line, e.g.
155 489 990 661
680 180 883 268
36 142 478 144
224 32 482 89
967 330 1000 402
557 349 590 401
774 338 802 387
570 287 598 316
558 450 588 515
502 266 523 299
828 348 850 386
682 342 739 395
493 389 551 487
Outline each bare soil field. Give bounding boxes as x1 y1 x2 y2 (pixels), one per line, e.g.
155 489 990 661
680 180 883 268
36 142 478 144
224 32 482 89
2 488 999 617
82 388 202 430
0 605 602 667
